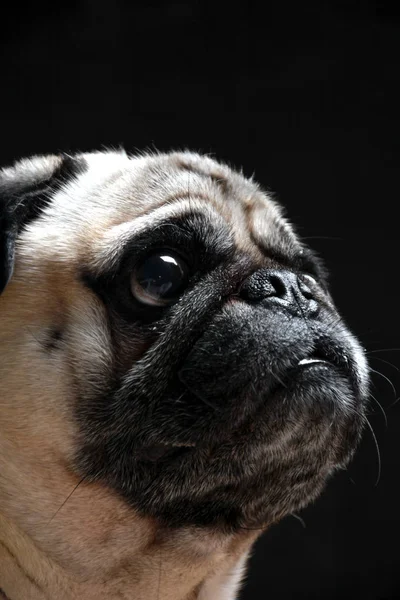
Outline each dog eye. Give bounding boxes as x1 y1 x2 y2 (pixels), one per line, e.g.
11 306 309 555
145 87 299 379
131 252 189 306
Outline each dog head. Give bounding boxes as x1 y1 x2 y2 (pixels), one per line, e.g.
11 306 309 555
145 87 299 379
0 149 368 566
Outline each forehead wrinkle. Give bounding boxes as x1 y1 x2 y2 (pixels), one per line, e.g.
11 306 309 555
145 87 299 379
88 197 233 274
163 173 266 259
87 165 270 274
121 154 264 247
157 182 267 261
245 193 303 262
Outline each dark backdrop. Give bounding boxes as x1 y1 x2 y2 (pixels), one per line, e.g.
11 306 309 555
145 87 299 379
1 1 399 598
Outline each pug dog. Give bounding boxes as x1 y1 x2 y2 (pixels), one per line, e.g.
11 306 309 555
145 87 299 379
0 150 369 600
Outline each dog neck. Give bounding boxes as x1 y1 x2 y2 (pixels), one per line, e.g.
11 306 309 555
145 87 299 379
0 498 257 600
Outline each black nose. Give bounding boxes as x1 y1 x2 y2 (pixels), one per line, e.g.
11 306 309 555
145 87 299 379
240 269 319 317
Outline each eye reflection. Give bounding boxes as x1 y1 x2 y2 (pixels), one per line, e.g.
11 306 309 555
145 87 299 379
131 252 189 306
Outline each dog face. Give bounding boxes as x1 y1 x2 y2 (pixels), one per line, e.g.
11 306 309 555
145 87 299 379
0 150 369 539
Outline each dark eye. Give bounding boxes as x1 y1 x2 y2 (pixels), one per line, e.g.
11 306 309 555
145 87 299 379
131 252 189 306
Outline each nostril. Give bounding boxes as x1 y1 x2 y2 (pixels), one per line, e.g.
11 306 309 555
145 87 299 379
240 269 318 313
240 272 288 301
298 279 314 300
269 274 287 298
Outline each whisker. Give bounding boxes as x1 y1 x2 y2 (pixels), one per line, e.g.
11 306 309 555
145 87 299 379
26 326 41 345
363 416 382 487
369 393 388 428
368 356 400 373
157 547 162 600
269 367 287 389
367 348 400 354
301 236 344 242
388 396 400 409
369 368 397 398
291 513 306 528
47 478 85 526
236 523 267 532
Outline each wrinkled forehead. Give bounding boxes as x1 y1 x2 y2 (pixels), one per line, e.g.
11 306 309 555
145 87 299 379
19 150 304 276
65 151 303 272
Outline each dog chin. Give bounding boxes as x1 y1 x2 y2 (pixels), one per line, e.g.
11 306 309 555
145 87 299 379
86 355 363 530
137 360 359 462
143 357 362 461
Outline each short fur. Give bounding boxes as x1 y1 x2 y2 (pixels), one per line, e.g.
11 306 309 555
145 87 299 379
0 149 369 599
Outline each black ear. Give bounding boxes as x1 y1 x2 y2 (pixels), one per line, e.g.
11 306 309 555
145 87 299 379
0 154 86 295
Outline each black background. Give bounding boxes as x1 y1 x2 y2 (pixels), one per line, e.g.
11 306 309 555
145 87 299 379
1 1 399 598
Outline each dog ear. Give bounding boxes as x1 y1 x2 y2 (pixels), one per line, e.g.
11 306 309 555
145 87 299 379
0 154 85 295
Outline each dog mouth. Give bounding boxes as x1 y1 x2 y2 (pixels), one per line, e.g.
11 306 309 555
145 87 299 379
297 341 352 374
136 345 353 463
